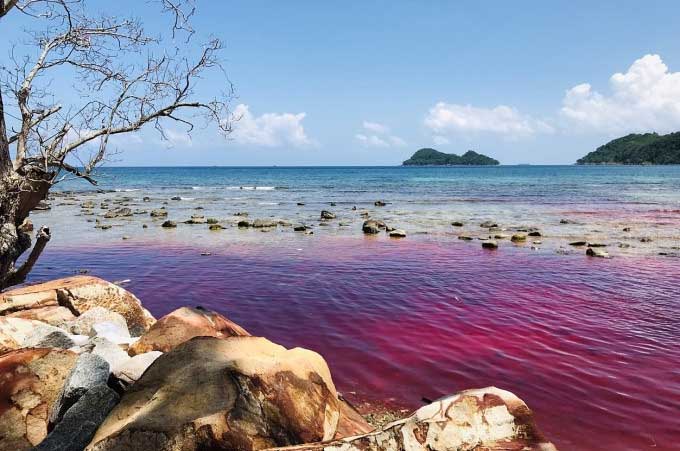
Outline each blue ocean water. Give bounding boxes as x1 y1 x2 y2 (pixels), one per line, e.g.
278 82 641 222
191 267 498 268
56 165 680 206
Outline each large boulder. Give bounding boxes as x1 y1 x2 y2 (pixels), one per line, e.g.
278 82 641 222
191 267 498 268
0 276 155 336
0 348 78 450
265 387 556 451
128 306 250 356
68 307 128 336
87 336 341 451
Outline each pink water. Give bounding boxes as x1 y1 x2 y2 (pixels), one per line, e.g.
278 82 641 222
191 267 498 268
32 237 680 450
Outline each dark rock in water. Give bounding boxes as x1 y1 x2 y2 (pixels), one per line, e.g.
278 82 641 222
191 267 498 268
36 385 119 451
362 220 381 234
297 202 305 206
35 331 75 350
142 224 148 229
351 206 357 211
50 353 110 425
252 219 278 228
320 210 336 220
206 218 219 224
161 220 177 228
451 221 464 227
330 202 336 206
170 196 181 201
511 234 527 242
569 241 587 246
482 240 498 249
389 229 406 238
640 237 653 243
234 212 249 217
95 224 112 230
194 206 204 210
458 235 474 241
104 207 132 218
150 208 168 218
528 231 542 237
143 196 151 202
587 248 609 258
622 227 632 232
237 220 251 228
374 200 386 207
480 221 498 228
560 218 576 224
208 224 223 231
294 225 310 232
587 242 607 248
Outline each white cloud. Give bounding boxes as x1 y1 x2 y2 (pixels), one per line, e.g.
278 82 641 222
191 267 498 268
424 102 553 138
561 54 680 134
432 135 450 146
355 121 406 148
230 104 312 147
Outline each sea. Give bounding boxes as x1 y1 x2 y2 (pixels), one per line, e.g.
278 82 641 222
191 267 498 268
25 165 680 450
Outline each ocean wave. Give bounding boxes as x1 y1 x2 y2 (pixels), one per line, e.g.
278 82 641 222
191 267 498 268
180 197 195 201
258 202 279 205
114 188 140 192
226 186 276 191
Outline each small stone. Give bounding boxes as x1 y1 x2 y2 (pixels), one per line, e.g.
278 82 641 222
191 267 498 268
297 202 305 206
208 224 223 230
171 196 181 201
622 227 631 232
481 240 498 249
458 235 474 241
587 242 607 248
569 241 587 246
374 200 386 207
528 231 542 237
320 210 336 220
237 220 251 227
362 220 381 234
150 208 168 217
389 229 406 238
587 248 609 258
451 221 464 227
480 221 498 228
161 220 177 228
511 234 527 242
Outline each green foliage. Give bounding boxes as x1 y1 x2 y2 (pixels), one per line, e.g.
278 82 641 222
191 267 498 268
577 132 680 165
403 148 499 166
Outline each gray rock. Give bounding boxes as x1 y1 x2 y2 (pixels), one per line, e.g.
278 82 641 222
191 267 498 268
320 210 336 220
150 208 168 217
69 307 128 336
49 353 111 425
161 220 177 228
36 385 119 451
90 321 132 344
362 220 381 234
35 331 76 349
389 229 406 238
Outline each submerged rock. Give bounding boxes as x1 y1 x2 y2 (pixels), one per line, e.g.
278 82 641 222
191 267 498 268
161 220 177 228
451 221 464 227
149 208 168 218
510 234 527 243
482 240 498 249
87 336 342 450
362 220 381 234
587 248 610 258
320 210 336 220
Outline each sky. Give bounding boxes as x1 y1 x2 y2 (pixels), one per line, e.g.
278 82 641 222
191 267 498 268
3 1 680 165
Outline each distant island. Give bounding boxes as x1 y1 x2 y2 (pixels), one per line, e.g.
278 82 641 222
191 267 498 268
577 132 680 165
403 148 500 166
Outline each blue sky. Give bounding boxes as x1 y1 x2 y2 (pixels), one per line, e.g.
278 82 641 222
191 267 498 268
4 1 680 165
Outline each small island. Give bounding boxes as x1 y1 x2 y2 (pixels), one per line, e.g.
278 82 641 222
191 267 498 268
577 132 680 165
402 148 500 166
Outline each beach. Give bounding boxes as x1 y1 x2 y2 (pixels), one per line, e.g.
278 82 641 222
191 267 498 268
23 165 680 450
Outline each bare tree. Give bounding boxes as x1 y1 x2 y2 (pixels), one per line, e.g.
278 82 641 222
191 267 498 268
0 0 233 290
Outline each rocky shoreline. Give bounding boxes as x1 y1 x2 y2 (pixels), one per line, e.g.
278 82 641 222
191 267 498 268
0 276 556 450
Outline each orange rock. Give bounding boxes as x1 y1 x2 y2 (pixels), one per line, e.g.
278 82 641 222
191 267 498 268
5 306 75 327
128 306 249 356
0 348 78 451
0 276 154 336
87 336 341 451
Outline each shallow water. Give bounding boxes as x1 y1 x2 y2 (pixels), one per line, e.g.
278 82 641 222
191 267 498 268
24 166 680 450
31 237 680 451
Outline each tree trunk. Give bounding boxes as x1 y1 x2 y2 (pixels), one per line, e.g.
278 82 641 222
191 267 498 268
0 90 53 291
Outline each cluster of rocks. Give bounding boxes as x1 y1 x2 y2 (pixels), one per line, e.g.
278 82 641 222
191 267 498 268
0 276 555 451
454 219 617 258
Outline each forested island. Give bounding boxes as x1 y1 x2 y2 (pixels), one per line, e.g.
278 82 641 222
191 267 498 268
402 148 500 166
577 132 680 165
